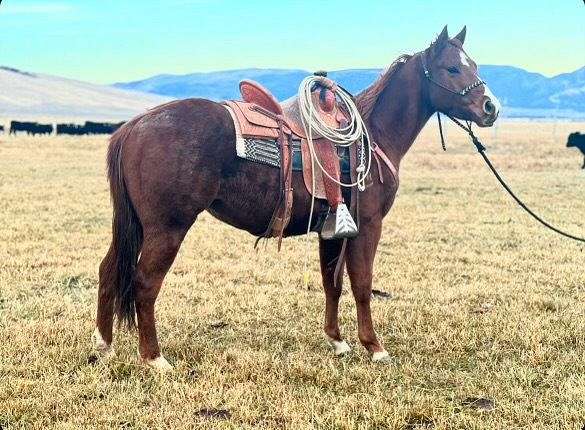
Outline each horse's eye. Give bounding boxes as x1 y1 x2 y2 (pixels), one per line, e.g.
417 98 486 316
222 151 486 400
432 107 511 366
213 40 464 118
447 66 460 74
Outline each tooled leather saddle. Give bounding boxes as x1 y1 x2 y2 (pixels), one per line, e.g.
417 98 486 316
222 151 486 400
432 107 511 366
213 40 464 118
223 77 360 247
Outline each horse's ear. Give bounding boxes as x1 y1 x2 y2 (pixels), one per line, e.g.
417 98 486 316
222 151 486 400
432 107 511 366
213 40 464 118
454 26 466 45
437 25 449 44
431 26 449 57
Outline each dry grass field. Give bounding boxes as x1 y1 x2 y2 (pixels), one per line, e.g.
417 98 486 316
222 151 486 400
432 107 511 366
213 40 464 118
1 120 584 429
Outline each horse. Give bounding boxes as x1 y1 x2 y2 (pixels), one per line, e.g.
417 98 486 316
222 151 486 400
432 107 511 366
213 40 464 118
93 26 500 370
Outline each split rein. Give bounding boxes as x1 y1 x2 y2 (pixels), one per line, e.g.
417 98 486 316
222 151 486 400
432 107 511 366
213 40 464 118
437 112 585 244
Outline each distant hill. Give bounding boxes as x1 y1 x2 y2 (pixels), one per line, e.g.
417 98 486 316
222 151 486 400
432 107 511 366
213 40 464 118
114 65 585 119
479 65 585 114
0 66 171 121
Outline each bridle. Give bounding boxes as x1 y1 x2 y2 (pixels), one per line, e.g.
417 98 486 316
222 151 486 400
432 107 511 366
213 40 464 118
420 49 486 97
419 47 487 151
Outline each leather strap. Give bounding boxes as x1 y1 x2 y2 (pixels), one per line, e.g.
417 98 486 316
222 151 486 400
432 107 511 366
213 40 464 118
332 141 359 290
259 115 294 250
273 124 293 250
372 142 399 187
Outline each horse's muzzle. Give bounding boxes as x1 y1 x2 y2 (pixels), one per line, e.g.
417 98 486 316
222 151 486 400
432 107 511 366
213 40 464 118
482 97 499 126
483 99 496 116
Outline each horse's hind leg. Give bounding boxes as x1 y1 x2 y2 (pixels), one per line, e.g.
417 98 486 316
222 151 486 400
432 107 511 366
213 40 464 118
134 227 188 370
319 239 351 356
93 244 117 358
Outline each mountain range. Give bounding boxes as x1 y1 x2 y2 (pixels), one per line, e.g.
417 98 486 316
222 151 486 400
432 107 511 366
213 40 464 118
0 63 583 121
114 65 585 119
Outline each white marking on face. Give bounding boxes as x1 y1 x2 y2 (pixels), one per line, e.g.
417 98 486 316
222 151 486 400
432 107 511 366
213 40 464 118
483 85 501 114
459 51 470 67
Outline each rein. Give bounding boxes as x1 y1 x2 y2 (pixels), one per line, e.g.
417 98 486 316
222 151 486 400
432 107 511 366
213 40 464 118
437 112 585 243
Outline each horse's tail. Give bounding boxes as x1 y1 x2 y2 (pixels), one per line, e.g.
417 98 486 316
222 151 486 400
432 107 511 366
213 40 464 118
106 123 143 329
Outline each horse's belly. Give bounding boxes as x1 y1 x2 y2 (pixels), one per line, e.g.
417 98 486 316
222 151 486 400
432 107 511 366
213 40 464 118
207 160 327 237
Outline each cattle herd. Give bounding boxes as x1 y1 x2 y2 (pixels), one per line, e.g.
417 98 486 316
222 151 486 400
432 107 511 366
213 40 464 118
2 120 125 136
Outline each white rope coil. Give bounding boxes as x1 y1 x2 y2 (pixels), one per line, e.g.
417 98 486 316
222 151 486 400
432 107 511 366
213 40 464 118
297 75 372 191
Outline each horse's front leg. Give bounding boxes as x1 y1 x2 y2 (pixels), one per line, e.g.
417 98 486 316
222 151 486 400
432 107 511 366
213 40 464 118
346 220 391 362
319 238 351 356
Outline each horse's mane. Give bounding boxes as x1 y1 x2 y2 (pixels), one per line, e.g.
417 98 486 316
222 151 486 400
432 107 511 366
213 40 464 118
355 54 413 119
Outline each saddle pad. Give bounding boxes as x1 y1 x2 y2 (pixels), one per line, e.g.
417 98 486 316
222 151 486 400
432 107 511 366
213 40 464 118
239 137 302 170
236 137 350 200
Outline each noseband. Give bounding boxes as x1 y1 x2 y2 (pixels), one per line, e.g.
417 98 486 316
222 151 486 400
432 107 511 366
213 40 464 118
420 52 485 97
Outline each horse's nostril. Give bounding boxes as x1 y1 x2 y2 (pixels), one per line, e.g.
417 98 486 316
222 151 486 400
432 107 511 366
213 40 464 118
483 99 495 116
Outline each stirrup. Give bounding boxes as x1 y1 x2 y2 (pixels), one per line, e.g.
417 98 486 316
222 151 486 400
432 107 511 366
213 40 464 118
320 203 358 240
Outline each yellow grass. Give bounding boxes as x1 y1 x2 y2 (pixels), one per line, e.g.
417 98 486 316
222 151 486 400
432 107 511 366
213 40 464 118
1 121 584 429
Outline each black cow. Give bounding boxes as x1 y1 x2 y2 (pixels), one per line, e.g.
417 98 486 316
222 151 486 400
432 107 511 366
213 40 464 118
56 121 126 135
10 121 53 136
567 132 585 169
0 125 4 133
83 121 125 134
35 124 53 136
57 123 85 135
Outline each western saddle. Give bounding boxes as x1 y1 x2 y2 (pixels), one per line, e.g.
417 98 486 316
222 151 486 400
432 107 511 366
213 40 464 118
224 75 359 247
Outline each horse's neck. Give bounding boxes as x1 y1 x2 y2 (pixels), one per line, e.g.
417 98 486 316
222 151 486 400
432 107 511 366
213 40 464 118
366 57 435 166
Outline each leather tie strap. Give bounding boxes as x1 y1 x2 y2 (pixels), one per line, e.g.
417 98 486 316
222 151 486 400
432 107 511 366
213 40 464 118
371 142 399 187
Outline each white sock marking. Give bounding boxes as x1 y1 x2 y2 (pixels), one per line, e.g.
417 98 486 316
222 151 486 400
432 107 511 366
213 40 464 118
327 337 351 356
92 327 114 359
145 355 173 372
372 349 391 362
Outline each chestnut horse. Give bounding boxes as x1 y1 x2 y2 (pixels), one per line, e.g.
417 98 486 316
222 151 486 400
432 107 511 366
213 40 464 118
93 26 500 370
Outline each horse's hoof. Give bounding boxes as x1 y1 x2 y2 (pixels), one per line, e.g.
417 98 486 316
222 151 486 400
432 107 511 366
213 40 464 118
327 337 351 356
144 355 173 372
91 328 114 360
372 349 392 364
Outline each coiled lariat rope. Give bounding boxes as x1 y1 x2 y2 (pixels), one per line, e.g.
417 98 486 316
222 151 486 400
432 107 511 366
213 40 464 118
297 75 372 191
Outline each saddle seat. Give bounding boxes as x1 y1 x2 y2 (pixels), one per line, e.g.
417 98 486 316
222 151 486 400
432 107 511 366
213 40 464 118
239 78 347 139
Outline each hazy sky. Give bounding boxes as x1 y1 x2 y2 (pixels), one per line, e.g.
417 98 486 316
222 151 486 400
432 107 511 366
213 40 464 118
0 0 583 84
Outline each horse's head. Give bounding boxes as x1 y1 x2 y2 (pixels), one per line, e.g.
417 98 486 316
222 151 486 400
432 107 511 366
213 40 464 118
423 26 500 127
